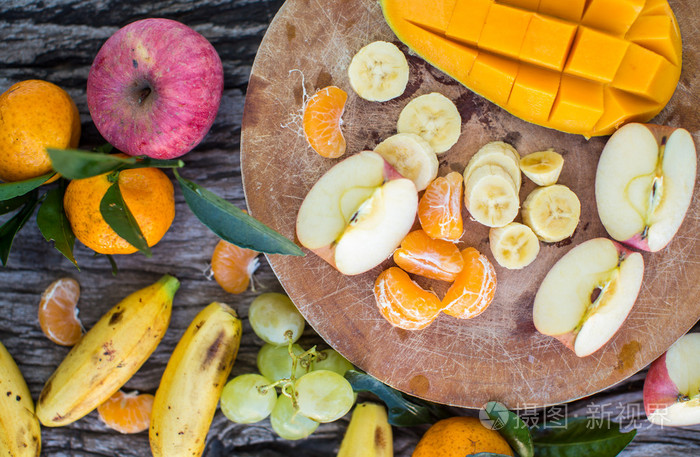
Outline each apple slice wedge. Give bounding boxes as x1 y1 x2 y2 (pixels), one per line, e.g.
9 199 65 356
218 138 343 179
644 333 700 426
296 150 418 275
596 123 697 252
533 238 644 357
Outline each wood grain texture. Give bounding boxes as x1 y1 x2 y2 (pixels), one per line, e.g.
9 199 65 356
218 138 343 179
241 0 700 408
0 0 699 456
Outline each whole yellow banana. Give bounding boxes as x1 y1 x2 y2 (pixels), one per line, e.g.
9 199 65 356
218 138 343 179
150 301 241 457
337 402 393 457
0 341 41 456
36 274 179 427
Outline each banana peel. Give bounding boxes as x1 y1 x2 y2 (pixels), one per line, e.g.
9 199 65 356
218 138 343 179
337 402 393 457
150 301 242 457
0 341 41 456
36 274 179 427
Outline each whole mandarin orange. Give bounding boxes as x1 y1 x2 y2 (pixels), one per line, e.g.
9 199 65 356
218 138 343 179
63 167 175 255
412 417 514 457
0 80 81 182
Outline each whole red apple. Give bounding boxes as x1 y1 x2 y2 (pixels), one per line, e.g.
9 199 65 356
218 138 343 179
87 18 223 159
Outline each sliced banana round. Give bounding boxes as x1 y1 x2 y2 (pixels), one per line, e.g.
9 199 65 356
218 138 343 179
348 41 409 102
464 141 521 191
520 149 564 186
489 222 540 269
374 133 438 191
522 184 581 242
465 165 519 227
397 93 461 154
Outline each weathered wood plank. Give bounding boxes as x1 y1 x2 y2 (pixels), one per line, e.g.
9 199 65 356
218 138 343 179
1 1 699 456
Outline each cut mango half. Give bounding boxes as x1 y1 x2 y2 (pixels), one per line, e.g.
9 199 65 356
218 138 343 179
381 0 682 137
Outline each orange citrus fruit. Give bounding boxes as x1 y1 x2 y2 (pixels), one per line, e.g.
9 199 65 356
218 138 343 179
418 172 463 241
97 390 154 434
38 277 82 346
393 230 464 281
374 267 442 330
63 167 175 255
442 247 496 319
303 86 347 158
0 79 80 182
412 416 514 457
211 239 259 294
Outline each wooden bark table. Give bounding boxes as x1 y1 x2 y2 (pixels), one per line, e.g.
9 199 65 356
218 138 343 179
0 1 699 456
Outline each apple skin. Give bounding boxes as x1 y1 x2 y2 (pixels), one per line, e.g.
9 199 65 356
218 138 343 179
87 18 223 159
643 353 679 418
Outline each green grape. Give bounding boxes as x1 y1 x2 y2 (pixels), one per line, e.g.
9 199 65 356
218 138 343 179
257 343 309 382
312 349 354 376
249 293 305 345
270 394 319 440
220 374 277 424
294 369 355 423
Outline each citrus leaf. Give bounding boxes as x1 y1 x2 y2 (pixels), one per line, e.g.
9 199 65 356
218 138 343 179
531 417 636 457
173 170 303 256
48 148 183 180
0 191 39 266
36 184 78 268
344 370 450 426
99 179 152 257
467 454 515 457
0 193 35 215
0 172 55 200
483 401 534 457
105 254 118 276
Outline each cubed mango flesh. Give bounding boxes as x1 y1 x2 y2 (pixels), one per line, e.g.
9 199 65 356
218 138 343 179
582 0 645 36
446 0 491 46
380 0 682 136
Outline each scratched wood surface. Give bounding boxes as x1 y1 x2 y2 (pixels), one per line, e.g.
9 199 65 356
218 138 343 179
241 0 700 409
1 0 699 456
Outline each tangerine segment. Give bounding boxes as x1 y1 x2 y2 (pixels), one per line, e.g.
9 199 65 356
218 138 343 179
38 277 82 346
211 239 259 294
97 390 154 434
393 230 464 281
302 86 348 158
418 172 464 241
374 267 443 330
442 247 496 319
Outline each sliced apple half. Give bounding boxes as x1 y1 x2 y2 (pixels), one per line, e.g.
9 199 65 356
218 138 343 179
644 333 700 426
533 238 644 358
596 123 697 252
296 150 418 275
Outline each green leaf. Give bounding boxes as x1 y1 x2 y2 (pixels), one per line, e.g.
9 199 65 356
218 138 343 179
531 417 636 457
99 177 152 257
173 170 303 256
94 143 114 154
0 173 55 200
0 191 39 266
36 184 78 268
345 370 446 426
105 254 118 276
0 193 35 215
47 148 183 180
467 454 515 457
483 401 534 457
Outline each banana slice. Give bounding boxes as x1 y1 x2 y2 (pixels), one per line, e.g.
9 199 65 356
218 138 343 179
520 149 564 186
522 184 581 242
374 133 438 191
397 93 461 153
348 41 409 102
489 222 540 269
464 141 521 191
465 165 519 227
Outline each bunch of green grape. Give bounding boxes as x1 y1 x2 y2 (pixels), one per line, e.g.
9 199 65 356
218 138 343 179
219 292 356 440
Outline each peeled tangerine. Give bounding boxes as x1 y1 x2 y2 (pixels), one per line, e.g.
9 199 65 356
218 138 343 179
374 267 442 330
380 0 682 137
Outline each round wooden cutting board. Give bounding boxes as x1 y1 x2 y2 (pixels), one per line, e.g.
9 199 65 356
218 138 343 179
240 0 700 408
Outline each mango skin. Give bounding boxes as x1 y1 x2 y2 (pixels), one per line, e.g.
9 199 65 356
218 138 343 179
380 0 682 137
